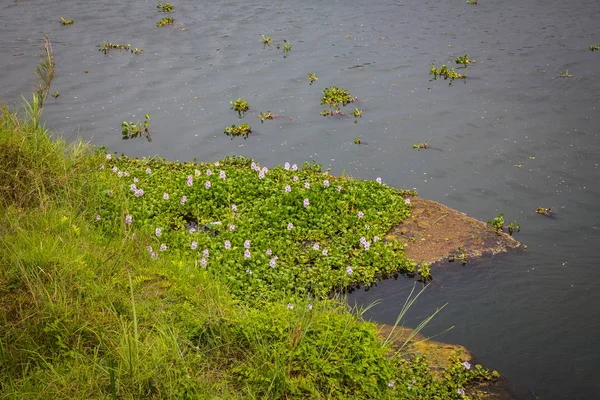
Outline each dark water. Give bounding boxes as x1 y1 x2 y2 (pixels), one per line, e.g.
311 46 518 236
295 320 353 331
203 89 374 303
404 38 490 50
2 0 600 398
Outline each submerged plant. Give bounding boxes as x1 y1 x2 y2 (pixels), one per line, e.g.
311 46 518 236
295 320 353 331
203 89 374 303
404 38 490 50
156 17 174 27
308 73 318 85
590 45 600 51
413 141 428 150
99 42 131 55
455 54 471 67
257 111 277 123
261 34 271 46
230 98 249 117
157 2 174 12
224 123 252 139
122 114 151 141
59 17 74 26
430 63 466 84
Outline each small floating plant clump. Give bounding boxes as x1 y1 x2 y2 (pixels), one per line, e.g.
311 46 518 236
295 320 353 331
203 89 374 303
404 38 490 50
413 141 428 150
430 64 466 84
590 45 600 51
282 39 291 52
224 123 252 139
261 34 272 46
257 111 277 123
51 91 59 99
156 17 174 27
354 137 362 144
308 73 318 85
59 17 74 26
466 0 478 5
558 69 573 78
351 108 362 118
122 114 151 141
487 213 520 236
98 42 142 55
157 2 174 12
536 207 553 216
455 54 471 67
320 86 357 116
230 97 249 117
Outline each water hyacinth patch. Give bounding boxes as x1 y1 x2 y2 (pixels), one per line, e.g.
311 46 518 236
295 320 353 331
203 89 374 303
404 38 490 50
94 155 415 303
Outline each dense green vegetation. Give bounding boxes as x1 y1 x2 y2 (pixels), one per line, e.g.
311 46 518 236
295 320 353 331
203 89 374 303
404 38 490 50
0 42 499 399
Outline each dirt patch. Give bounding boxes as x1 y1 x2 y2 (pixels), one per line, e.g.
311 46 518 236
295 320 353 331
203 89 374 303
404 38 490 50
387 196 520 265
378 324 518 399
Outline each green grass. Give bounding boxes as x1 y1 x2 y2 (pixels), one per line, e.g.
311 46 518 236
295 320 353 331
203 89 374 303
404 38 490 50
0 52 500 397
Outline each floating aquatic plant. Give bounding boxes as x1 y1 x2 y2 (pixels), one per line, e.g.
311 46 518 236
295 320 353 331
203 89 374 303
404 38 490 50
122 114 151 141
156 17 174 27
283 39 291 52
487 213 520 236
320 86 357 116
466 0 478 4
351 108 363 118
99 42 130 54
536 207 553 216
261 34 272 46
257 111 277 123
51 92 59 99
413 142 428 150
59 17 74 26
558 69 573 78
455 54 471 67
230 98 249 117
130 47 143 55
308 73 318 85
224 123 252 139
354 137 362 144
157 2 174 12
590 45 600 51
430 64 466 84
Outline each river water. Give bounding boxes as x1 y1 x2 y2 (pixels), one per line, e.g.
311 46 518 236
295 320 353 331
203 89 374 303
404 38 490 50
2 0 599 398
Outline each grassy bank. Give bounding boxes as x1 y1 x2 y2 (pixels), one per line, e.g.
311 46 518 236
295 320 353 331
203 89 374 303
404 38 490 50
0 69 498 398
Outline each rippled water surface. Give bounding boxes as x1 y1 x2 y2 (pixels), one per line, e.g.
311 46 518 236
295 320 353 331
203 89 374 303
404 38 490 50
2 0 600 398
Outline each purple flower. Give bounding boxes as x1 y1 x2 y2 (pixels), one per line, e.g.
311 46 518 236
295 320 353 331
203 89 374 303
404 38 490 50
145 167 151 174
155 228 162 237
336 185 342 192
251 161 257 170
360 236 367 245
151 252 158 260
163 193 169 200
291 164 298 171
457 389 465 396
244 249 251 259
200 258 207 268
203 249 209 258
405 198 411 205
303 198 310 208
106 153 112 160
214 161 220 167
117 171 123 178
308 304 313 310
287 303 294 310
270 257 276 267
358 211 364 219
388 381 394 388
304 182 310 189
230 224 236 232
287 223 293 230
191 241 198 250
130 183 137 191
364 241 370 251
258 171 265 179
313 243 319 250
463 361 471 370
293 175 299 182
261 167 268 174
323 179 329 188
219 170 226 180
232 204 237 212
133 177 138 183
190 227 197 234
147 246 153 253
160 244 167 252
225 240 231 250
346 266 353 275
376 177 382 184
205 181 211 189
95 215 101 221
244 240 250 249
206 169 212 176
266 249 272 256
125 215 132 225
373 236 379 243
134 189 144 197
180 195 187 204
112 166 118 173
187 175 193 187
322 249 328 256
285 185 291 193
284 162 290 170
